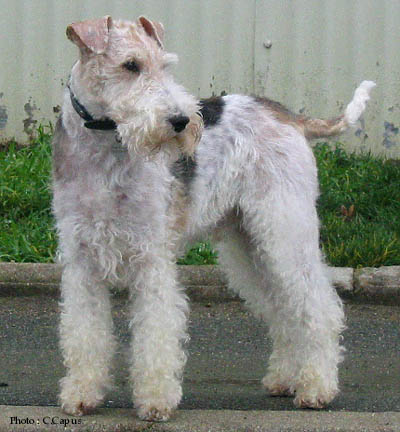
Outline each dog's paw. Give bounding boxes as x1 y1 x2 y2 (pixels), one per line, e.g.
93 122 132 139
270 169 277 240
294 394 327 409
59 375 107 416
267 384 294 397
294 386 337 409
61 401 97 416
293 376 338 409
137 406 172 422
262 374 294 398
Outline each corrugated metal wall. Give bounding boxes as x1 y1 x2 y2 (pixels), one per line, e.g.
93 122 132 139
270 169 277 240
0 0 399 156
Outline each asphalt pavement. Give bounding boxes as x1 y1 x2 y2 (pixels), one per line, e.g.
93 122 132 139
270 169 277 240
0 294 399 431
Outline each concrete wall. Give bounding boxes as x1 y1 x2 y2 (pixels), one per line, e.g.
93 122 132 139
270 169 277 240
0 0 399 156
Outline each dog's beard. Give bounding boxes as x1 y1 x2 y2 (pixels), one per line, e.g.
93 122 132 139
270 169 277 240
170 113 203 155
117 113 203 157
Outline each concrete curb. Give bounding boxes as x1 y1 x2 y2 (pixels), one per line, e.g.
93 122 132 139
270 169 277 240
0 263 399 304
1 406 399 432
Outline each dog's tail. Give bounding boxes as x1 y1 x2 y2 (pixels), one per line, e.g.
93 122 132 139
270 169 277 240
298 81 376 140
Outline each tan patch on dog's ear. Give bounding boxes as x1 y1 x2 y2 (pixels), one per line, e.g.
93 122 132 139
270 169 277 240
67 16 112 55
138 16 164 49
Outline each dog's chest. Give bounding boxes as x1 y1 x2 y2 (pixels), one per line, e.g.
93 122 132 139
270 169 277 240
73 153 173 229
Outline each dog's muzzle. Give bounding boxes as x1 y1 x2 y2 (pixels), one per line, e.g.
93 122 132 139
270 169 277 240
168 115 190 133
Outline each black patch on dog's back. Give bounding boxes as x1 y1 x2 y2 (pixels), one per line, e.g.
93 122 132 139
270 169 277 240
199 97 225 128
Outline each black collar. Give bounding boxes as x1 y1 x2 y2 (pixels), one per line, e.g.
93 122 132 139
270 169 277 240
68 86 117 131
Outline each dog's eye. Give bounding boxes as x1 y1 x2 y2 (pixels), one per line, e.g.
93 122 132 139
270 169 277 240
123 60 140 73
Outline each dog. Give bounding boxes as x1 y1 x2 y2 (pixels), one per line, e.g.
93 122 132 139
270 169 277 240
52 15 375 421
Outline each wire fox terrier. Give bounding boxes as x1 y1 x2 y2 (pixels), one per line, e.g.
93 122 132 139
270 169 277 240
52 16 375 421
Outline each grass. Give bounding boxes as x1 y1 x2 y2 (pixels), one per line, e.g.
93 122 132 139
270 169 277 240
0 126 399 267
315 143 400 267
177 241 217 265
0 125 56 262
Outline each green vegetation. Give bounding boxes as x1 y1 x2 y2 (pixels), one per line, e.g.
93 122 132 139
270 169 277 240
0 125 56 262
0 127 399 267
315 143 400 268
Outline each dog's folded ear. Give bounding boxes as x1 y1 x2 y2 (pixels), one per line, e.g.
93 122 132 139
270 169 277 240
138 16 164 49
67 16 112 55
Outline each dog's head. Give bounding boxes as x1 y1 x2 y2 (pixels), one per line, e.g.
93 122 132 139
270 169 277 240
67 16 202 155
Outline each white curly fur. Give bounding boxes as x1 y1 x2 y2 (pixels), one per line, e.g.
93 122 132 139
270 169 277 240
53 16 373 422
345 81 376 126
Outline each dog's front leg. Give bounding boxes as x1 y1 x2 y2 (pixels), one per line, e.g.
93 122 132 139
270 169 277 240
129 250 189 422
59 262 116 416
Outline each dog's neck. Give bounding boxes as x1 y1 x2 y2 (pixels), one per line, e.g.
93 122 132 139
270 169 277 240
68 85 117 131
67 61 117 131
64 78 126 158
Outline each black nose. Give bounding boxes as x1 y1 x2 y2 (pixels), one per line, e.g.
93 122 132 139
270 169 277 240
169 115 190 133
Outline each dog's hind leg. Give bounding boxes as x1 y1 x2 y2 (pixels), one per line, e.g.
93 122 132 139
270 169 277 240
212 216 272 320
240 182 345 409
213 219 297 398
